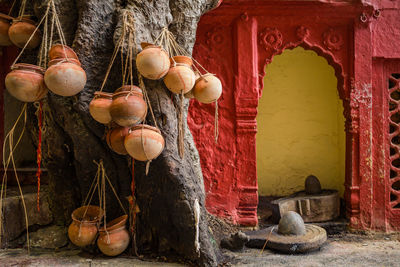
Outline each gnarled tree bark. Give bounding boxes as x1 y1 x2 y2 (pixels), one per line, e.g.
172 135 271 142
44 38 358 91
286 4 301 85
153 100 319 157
24 0 222 266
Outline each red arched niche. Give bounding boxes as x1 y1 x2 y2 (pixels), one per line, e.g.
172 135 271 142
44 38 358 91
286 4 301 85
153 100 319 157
190 0 376 228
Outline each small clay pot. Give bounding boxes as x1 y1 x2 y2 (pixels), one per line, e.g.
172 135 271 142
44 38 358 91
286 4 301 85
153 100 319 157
89 92 113 124
109 87 147 127
5 63 48 102
193 73 222 103
44 58 86 96
8 17 41 49
106 126 130 155
163 56 196 94
97 215 130 256
49 44 79 60
68 205 104 247
0 13 13 46
124 125 165 161
136 42 170 80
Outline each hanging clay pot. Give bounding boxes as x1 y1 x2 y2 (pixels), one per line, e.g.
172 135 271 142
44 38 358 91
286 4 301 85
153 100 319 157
106 126 130 155
184 71 201 99
44 58 86 96
68 205 104 247
124 125 164 161
0 13 13 46
163 56 196 94
97 215 130 256
49 44 79 60
89 92 113 124
136 42 170 80
5 63 48 102
193 73 222 103
8 17 41 49
109 86 147 127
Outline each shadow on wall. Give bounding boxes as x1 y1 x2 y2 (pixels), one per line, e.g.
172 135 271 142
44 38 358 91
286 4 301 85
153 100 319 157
256 47 345 197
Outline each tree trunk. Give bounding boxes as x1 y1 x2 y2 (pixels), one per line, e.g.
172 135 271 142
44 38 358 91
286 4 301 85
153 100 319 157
24 0 222 266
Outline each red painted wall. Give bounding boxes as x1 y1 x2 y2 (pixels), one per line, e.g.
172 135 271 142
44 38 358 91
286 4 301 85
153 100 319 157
190 0 400 231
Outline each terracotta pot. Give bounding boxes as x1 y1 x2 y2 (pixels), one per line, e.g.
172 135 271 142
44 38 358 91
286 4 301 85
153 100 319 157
136 42 170 80
5 63 48 102
8 17 41 49
106 126 130 155
193 73 222 103
109 87 147 127
44 59 86 96
68 205 104 247
49 44 79 60
163 56 196 94
124 125 164 161
97 215 130 256
0 13 12 46
89 92 113 124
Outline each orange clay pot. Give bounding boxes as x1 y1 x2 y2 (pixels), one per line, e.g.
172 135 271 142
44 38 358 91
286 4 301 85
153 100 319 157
124 125 165 161
89 92 113 124
106 126 130 155
0 13 13 46
44 58 86 96
5 63 48 102
97 215 130 256
68 205 104 247
109 86 147 127
8 17 41 49
49 44 79 60
136 42 170 80
163 56 196 94
193 73 222 103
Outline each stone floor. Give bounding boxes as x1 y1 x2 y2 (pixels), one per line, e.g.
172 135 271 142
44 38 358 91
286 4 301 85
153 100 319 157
0 234 399 266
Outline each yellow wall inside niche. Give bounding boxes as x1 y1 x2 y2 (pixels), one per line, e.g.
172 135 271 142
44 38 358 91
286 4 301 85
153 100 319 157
256 47 345 197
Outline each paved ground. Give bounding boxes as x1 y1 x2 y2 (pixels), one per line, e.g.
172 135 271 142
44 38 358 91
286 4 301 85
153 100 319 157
0 235 399 266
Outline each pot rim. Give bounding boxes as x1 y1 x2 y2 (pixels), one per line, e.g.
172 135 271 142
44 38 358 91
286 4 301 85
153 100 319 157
131 124 161 135
99 215 128 232
71 205 104 224
0 13 13 21
12 16 37 25
49 44 79 60
195 73 215 84
140 42 161 49
170 55 193 66
48 58 82 67
115 85 142 94
93 91 113 99
11 63 45 74
112 90 143 99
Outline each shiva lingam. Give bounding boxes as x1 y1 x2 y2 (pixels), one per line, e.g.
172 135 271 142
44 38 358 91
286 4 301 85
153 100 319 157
262 211 327 253
269 175 340 223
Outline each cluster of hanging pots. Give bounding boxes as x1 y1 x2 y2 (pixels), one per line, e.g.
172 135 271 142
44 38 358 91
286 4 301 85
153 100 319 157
68 206 130 256
89 85 165 161
136 42 222 104
4 43 87 102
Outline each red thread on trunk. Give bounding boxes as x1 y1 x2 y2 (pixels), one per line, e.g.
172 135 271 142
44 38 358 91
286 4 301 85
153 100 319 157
36 101 43 212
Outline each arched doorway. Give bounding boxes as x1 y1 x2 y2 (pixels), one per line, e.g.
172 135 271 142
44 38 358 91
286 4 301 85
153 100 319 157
257 47 345 198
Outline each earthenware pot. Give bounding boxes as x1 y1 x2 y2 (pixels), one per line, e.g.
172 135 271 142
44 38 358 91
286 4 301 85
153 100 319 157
5 63 48 102
97 215 130 256
0 13 13 46
109 86 147 127
193 73 222 103
106 126 130 155
124 125 164 161
49 44 79 60
89 92 113 124
44 58 86 96
164 56 196 94
68 205 104 247
8 17 41 49
136 42 170 80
